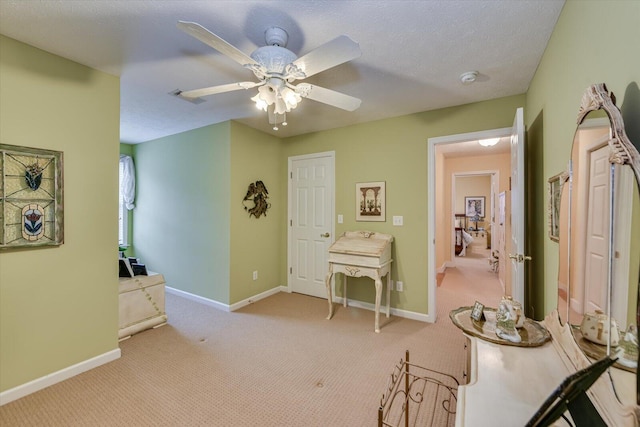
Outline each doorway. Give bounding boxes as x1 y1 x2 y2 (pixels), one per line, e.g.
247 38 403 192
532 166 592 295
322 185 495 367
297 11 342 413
446 157 505 311
427 127 513 320
452 172 497 261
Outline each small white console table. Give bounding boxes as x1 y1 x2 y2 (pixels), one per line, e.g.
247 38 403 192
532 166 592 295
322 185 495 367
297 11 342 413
325 231 393 333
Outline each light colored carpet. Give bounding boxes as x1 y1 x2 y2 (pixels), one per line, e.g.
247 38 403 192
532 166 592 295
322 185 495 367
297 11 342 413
0 265 502 427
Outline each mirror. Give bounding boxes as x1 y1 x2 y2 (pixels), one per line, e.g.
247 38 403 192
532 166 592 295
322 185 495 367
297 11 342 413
556 84 640 393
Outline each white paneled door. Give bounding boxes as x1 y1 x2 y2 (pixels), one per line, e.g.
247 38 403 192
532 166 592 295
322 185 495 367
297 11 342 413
289 152 334 298
510 107 527 305
584 145 610 314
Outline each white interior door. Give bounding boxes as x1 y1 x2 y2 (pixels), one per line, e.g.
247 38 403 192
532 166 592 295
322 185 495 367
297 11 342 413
510 107 526 304
289 152 334 298
583 145 610 314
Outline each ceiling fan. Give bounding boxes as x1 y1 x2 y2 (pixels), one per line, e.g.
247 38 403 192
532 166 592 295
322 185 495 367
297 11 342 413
175 21 362 129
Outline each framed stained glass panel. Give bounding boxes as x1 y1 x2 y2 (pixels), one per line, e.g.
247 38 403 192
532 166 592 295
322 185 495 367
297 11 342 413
0 144 63 248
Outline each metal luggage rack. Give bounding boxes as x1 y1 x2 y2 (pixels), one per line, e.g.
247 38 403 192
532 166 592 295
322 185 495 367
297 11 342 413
378 350 459 427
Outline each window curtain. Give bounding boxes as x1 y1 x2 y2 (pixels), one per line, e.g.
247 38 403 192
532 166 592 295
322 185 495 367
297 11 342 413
119 155 135 210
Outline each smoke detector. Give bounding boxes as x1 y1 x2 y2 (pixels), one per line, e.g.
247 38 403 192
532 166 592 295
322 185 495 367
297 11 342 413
460 71 479 85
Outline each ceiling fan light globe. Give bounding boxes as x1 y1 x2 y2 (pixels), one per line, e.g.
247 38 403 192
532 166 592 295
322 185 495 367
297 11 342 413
256 85 276 105
282 87 301 108
274 98 288 115
251 94 268 111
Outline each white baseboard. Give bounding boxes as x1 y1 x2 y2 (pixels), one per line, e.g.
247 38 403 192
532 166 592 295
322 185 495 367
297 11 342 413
166 286 432 322
165 286 230 312
229 286 287 311
438 262 454 274
0 348 121 406
334 297 435 323
165 285 287 312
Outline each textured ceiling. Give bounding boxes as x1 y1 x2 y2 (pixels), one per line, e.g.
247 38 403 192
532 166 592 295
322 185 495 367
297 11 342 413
0 1 565 143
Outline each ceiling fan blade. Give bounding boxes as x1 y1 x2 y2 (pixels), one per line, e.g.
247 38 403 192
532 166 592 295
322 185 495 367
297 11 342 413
179 81 263 99
293 83 361 111
177 21 259 68
287 35 361 80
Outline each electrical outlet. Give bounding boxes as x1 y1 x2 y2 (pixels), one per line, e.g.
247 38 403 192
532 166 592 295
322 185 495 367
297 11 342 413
393 216 403 226
252 271 258 281
396 281 403 292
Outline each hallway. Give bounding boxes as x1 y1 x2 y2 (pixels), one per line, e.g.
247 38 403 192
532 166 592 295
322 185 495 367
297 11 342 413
438 247 504 311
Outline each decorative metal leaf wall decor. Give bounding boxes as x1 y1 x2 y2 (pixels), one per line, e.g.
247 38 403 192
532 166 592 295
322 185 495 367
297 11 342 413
0 144 64 248
242 180 270 218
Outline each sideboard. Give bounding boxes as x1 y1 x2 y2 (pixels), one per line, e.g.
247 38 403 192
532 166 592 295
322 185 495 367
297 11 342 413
456 311 638 426
118 272 167 340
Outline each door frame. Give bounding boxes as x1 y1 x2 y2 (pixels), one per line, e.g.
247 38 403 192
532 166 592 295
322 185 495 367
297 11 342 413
287 151 336 295
428 127 511 322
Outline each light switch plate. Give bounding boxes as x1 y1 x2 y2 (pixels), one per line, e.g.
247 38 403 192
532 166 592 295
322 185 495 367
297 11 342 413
338 214 343 224
393 216 403 226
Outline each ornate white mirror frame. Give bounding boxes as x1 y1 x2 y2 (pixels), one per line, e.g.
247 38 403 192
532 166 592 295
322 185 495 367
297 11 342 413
549 83 640 423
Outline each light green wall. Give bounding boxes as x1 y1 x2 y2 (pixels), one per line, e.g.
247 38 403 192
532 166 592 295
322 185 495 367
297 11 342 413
133 123 232 303
282 95 525 314
132 121 283 305
0 35 120 391
229 122 284 303
525 0 640 316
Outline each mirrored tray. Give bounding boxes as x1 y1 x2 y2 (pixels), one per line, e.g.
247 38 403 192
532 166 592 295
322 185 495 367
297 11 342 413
570 325 637 373
450 306 551 347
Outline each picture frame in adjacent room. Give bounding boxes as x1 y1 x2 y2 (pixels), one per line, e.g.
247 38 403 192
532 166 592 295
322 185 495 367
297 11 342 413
356 181 385 222
465 196 485 218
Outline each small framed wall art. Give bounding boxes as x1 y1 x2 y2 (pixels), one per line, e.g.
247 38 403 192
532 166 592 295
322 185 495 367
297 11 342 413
0 144 64 249
356 181 385 222
465 196 485 218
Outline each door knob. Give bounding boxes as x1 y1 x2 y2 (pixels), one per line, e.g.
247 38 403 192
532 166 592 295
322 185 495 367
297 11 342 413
509 254 533 262
321 232 330 238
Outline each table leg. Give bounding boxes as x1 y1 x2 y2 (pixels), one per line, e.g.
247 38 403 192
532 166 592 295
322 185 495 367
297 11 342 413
374 274 382 333
343 275 348 308
386 273 391 318
325 265 334 320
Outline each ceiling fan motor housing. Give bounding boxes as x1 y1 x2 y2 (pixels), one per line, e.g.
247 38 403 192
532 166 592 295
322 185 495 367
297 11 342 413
250 45 297 75
264 26 288 47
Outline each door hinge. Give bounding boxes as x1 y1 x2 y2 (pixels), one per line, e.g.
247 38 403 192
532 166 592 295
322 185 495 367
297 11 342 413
290 219 292 226
290 172 292 179
289 267 292 274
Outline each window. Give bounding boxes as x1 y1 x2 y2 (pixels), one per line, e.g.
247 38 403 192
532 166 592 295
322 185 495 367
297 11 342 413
119 155 135 246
